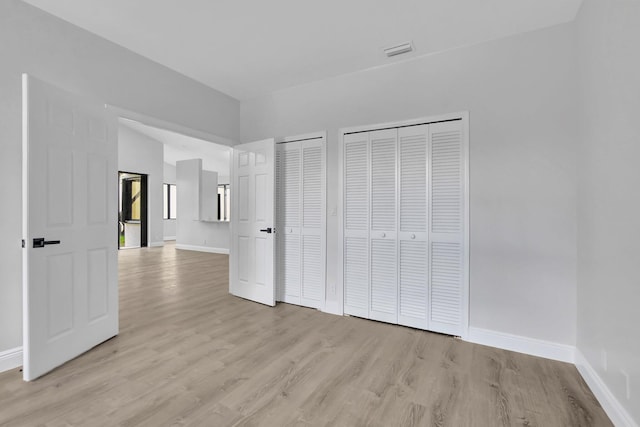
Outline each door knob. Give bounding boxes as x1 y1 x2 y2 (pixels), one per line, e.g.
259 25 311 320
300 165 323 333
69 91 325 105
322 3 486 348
259 227 273 234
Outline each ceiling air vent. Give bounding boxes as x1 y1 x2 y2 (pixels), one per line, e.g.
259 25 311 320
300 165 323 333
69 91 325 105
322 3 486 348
383 41 413 57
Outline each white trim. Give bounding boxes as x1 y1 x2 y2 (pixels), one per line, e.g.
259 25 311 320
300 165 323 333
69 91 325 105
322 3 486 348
175 244 229 254
466 327 575 363
575 350 638 427
335 124 345 316
461 111 470 339
149 241 164 247
276 130 327 144
0 347 23 373
163 236 176 241
339 112 467 135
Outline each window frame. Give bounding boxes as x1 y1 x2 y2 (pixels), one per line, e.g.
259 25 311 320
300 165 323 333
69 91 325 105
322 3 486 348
163 183 177 220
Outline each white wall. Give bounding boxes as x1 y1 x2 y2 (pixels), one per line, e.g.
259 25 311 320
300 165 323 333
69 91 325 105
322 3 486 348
575 0 640 422
176 160 230 253
118 125 164 246
163 162 177 240
0 0 239 353
241 24 579 346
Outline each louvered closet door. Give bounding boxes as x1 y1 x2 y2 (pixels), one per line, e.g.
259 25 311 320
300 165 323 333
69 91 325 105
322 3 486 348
343 133 370 318
369 129 398 324
429 120 465 336
398 125 429 329
300 140 325 309
276 144 301 305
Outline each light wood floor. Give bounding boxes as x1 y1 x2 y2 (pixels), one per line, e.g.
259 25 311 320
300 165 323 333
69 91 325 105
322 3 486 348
0 243 611 426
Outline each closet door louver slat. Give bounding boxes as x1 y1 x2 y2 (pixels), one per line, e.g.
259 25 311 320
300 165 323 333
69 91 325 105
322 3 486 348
369 129 398 323
302 235 322 302
398 125 428 329
303 146 323 229
370 239 398 321
301 141 325 308
282 234 301 299
343 133 370 318
276 146 302 305
399 241 427 320
429 121 465 336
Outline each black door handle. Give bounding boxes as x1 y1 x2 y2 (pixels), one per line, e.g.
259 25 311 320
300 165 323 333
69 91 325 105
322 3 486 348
33 238 61 248
259 228 273 234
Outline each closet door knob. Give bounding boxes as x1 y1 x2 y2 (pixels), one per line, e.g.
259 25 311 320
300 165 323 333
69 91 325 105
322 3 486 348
381 232 386 238
411 234 416 239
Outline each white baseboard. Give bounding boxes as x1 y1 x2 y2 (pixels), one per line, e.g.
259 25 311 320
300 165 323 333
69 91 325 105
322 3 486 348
575 350 638 427
0 347 22 373
175 244 229 255
149 241 164 247
163 236 176 241
465 327 575 363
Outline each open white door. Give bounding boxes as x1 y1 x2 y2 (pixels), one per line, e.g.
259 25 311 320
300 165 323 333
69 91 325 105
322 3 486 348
22 75 118 381
230 139 276 306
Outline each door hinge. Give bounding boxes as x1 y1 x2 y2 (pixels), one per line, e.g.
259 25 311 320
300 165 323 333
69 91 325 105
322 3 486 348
22 239 25 248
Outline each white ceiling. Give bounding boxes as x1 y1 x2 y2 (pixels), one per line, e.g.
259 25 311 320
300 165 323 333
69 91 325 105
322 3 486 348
23 0 583 100
120 119 231 177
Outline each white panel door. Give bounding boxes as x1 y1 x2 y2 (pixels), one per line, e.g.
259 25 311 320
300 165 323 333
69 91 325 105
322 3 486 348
429 120 466 336
230 138 276 306
343 132 370 318
22 74 118 381
398 125 429 329
369 129 398 323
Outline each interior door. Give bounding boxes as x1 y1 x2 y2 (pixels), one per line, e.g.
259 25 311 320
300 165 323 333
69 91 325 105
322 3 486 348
22 74 118 381
230 138 276 306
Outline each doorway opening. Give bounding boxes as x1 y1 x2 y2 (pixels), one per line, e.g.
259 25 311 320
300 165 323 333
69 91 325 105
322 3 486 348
118 171 148 249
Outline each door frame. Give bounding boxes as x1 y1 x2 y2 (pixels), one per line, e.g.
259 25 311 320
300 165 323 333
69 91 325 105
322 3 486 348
118 171 148 249
336 111 470 339
275 131 327 311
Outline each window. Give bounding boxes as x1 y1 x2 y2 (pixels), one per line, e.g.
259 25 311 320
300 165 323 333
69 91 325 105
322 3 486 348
218 184 229 221
163 183 177 219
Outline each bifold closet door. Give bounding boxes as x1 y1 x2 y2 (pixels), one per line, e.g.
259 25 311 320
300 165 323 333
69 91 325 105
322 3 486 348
343 133 370 318
398 125 429 329
369 129 398 323
300 140 325 308
276 144 301 305
428 120 465 336
342 118 466 336
276 139 325 310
